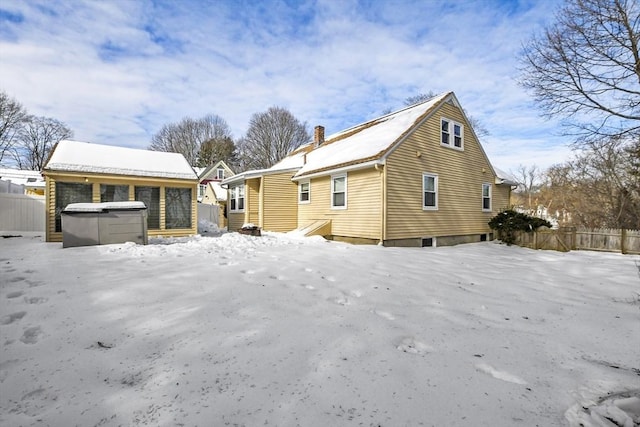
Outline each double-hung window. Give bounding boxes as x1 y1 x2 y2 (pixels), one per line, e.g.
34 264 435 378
423 173 438 210
216 168 225 180
482 183 491 211
331 174 347 209
441 118 463 150
299 181 310 204
230 185 245 212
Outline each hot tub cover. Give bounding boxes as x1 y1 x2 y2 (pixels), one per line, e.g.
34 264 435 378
63 201 147 213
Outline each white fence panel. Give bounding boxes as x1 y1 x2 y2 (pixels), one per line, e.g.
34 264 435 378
0 193 45 232
197 203 219 227
0 180 26 194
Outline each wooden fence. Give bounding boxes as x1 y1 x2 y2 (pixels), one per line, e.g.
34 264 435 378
512 227 640 255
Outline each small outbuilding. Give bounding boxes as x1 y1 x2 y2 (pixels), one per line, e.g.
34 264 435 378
42 140 199 243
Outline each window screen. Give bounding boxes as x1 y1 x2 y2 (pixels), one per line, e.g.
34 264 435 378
100 184 129 202
165 187 192 229
135 186 160 229
55 182 93 232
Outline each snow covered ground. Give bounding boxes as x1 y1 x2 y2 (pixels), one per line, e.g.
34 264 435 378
1 228 638 427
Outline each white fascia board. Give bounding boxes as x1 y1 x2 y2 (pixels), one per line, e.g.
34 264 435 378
291 159 384 182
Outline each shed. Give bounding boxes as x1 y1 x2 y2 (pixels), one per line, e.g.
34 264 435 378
42 140 199 242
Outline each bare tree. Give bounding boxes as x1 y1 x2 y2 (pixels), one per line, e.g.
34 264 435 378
540 137 639 228
12 116 73 170
238 106 310 170
149 114 235 166
403 93 490 138
512 164 541 211
0 90 28 165
519 0 640 144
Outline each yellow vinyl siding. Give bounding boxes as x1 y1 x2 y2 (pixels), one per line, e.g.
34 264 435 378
247 178 260 225
386 101 499 240
493 184 511 212
298 168 382 240
43 171 197 242
227 212 244 232
262 172 298 232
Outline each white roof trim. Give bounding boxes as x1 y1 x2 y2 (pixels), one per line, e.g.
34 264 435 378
291 159 383 181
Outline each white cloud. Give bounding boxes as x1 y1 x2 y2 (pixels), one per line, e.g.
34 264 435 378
0 0 568 169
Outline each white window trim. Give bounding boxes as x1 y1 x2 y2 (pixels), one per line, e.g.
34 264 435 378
331 173 347 210
441 117 464 151
216 168 225 180
423 172 438 211
482 183 492 212
229 184 245 213
298 180 310 204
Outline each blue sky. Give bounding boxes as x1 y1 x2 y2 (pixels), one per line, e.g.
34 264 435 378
0 0 572 172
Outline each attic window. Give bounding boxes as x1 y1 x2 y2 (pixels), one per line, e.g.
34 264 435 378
441 118 463 150
216 168 225 180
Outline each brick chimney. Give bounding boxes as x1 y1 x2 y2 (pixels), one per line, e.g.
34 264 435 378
314 125 325 147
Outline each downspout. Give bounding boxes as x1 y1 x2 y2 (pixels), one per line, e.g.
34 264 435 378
375 163 386 245
259 176 264 229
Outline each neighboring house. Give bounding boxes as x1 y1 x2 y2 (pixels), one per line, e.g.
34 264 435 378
223 91 516 247
0 168 45 196
42 140 198 242
195 160 234 227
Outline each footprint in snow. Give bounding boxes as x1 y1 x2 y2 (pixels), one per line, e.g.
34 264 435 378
20 326 43 344
24 296 47 304
395 337 431 356
6 291 24 299
1 311 26 325
330 293 350 306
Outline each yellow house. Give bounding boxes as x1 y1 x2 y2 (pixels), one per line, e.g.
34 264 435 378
42 140 198 242
222 162 300 233
196 160 235 228
224 92 515 246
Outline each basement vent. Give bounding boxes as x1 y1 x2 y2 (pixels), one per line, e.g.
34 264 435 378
421 237 434 247
480 234 487 242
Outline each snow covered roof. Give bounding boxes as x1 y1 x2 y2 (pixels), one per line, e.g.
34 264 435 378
291 92 451 178
0 168 45 188
43 140 198 180
494 167 518 186
209 182 227 201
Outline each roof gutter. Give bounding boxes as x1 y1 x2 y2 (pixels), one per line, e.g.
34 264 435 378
222 167 302 187
291 159 384 181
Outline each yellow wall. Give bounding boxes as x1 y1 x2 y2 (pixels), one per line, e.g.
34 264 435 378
298 167 382 240
44 172 197 242
247 178 260 225
262 172 298 232
385 100 509 240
